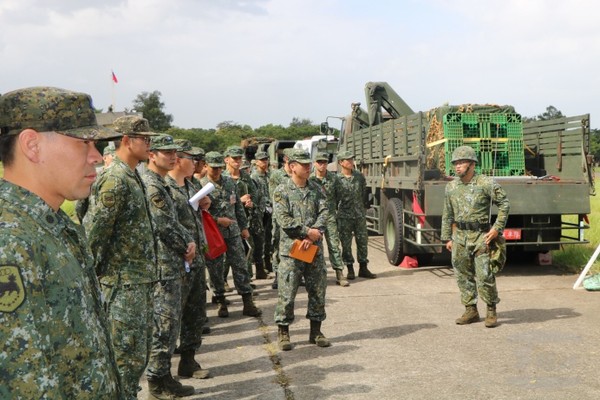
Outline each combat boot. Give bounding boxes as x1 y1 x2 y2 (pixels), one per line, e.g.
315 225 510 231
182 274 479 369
455 305 480 325
358 262 376 279
223 281 233 292
278 325 292 351
485 304 498 328
346 264 356 280
255 264 270 280
216 296 229 318
178 350 210 379
335 270 350 287
242 293 262 317
309 320 331 347
271 273 278 290
148 374 195 399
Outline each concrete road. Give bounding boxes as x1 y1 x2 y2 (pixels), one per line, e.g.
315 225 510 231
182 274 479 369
139 236 600 399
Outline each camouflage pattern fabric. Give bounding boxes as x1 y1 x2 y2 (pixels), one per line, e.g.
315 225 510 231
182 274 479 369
83 156 157 398
337 170 369 265
310 170 344 270
140 169 193 280
0 179 122 399
268 168 291 272
273 178 329 325
84 156 157 284
441 173 510 306
251 168 270 268
166 175 208 352
140 168 193 379
201 175 253 296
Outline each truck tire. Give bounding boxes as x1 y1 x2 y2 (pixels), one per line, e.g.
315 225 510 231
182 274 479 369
384 198 405 265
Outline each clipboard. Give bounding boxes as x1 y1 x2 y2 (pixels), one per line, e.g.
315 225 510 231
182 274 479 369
289 239 318 263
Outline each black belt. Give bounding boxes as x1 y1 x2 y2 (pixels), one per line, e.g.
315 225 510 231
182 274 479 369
456 221 490 232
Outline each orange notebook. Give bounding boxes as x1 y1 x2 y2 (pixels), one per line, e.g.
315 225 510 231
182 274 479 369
289 239 318 263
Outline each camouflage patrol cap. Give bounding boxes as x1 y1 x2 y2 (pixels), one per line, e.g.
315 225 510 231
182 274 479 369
174 139 204 156
150 134 180 151
113 115 157 136
0 86 121 140
337 150 354 160
451 145 478 164
287 149 312 164
255 151 269 160
103 146 115 156
224 145 244 157
315 152 329 162
205 151 225 167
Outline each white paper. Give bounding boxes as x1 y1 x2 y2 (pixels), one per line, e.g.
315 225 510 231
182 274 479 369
188 182 215 211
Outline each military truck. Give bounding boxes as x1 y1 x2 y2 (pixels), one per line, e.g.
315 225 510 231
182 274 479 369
337 82 594 265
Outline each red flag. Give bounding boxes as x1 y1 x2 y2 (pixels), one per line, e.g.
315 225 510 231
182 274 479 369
111 70 118 84
412 192 426 226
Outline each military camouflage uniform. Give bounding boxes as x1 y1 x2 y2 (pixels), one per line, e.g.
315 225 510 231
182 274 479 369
200 174 254 297
141 167 194 380
441 173 510 307
273 178 329 325
166 174 208 353
310 169 344 271
0 180 122 399
83 156 157 399
251 166 271 271
268 167 291 272
337 169 369 265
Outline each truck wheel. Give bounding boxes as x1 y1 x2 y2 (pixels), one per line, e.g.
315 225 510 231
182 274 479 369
384 198 405 265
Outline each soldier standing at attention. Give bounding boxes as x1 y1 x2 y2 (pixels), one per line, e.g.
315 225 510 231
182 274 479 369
310 152 349 287
273 149 330 351
337 150 376 279
0 87 123 398
268 149 293 289
83 115 158 399
201 151 261 318
251 151 274 274
141 134 197 398
167 139 211 380
441 145 509 328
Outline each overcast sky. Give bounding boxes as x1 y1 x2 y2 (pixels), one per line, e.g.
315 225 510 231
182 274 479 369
1 0 599 130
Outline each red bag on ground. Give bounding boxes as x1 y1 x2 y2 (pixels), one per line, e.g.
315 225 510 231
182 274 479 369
202 210 227 260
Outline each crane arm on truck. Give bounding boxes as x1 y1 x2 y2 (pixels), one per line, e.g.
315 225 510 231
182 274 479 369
364 81 415 126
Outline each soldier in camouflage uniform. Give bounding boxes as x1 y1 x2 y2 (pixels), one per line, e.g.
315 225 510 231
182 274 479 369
310 152 350 287
251 151 274 274
201 151 261 318
141 134 197 398
273 149 331 351
83 115 159 399
268 149 293 289
337 150 376 279
167 139 211 380
0 87 123 398
441 145 510 328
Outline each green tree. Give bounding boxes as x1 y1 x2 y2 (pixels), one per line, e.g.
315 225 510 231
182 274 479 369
536 105 564 121
132 91 173 131
590 129 600 163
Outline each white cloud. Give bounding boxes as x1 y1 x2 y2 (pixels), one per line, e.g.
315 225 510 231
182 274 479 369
1 0 599 129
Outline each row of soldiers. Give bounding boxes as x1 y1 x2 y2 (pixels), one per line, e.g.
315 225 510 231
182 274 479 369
0 86 378 400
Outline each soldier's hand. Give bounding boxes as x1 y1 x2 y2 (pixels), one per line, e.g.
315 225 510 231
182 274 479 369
199 196 211 210
306 228 322 243
241 228 250 240
445 240 453 252
301 238 314 250
484 228 499 245
185 242 196 263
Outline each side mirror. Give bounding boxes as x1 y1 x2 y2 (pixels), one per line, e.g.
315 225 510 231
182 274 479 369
320 122 329 134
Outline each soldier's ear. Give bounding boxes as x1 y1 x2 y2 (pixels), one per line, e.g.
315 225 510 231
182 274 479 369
17 129 42 163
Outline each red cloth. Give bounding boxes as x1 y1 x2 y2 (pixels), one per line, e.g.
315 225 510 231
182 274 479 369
202 210 227 260
111 71 118 84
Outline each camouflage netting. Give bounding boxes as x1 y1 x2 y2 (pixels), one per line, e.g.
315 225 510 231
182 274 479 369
425 104 516 175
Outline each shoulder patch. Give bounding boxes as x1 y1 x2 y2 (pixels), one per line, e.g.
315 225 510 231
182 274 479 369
0 265 25 313
151 194 166 209
100 191 116 208
273 191 282 203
